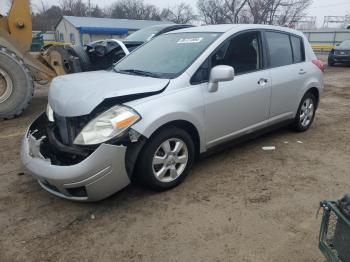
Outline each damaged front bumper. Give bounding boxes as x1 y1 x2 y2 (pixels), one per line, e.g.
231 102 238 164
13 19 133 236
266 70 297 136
20 113 131 202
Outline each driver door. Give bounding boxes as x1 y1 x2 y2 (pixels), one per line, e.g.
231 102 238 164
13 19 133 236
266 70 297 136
201 31 272 147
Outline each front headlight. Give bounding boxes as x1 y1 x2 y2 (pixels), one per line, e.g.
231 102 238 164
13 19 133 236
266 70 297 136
46 103 54 122
74 105 141 145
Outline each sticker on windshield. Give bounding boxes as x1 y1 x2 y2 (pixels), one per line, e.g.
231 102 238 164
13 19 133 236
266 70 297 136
177 37 203 44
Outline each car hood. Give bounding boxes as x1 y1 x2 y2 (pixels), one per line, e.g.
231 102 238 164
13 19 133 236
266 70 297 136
334 46 350 51
49 71 169 117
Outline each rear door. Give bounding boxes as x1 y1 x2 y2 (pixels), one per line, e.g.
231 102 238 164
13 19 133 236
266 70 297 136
265 31 307 120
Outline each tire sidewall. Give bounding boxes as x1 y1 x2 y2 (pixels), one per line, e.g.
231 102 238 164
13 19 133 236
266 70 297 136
295 92 317 132
0 50 33 119
136 127 195 190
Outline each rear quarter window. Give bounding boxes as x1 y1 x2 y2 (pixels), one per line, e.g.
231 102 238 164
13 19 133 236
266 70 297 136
290 36 305 63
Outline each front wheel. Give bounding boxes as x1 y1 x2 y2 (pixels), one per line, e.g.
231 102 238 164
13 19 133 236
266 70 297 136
135 127 195 191
293 92 317 132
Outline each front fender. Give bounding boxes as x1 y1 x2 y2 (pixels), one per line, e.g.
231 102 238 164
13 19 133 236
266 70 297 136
131 87 206 153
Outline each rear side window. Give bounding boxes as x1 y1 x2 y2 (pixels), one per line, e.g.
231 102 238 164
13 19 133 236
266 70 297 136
290 36 305 63
266 31 293 68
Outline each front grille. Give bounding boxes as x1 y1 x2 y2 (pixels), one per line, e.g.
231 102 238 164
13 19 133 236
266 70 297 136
335 50 350 55
53 114 90 145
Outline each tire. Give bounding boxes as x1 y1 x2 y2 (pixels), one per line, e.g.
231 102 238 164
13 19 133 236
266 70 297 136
68 45 91 72
292 92 317 132
0 47 34 120
135 127 195 191
328 59 335 66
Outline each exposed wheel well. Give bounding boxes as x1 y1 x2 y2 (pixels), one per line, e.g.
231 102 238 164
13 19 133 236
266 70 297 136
150 120 201 157
307 87 320 108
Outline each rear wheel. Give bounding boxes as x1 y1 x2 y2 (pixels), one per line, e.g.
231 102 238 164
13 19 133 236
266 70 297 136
293 92 317 132
135 127 195 191
0 47 34 120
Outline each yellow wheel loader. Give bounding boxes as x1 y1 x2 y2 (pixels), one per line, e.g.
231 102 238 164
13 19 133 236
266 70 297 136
0 0 84 120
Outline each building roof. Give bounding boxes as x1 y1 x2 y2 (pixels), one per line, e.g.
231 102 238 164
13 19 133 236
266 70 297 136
61 16 172 31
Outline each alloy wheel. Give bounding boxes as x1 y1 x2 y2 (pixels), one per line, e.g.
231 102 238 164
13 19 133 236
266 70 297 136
300 97 314 127
152 138 189 183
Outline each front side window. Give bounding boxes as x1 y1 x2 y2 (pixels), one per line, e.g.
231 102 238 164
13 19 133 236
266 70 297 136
266 31 293 68
191 31 263 84
114 32 221 79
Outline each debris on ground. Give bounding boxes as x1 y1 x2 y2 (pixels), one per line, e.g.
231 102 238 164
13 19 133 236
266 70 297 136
262 146 276 151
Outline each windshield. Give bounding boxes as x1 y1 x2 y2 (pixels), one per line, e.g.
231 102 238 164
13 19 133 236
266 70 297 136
125 25 170 42
115 32 221 79
339 40 350 48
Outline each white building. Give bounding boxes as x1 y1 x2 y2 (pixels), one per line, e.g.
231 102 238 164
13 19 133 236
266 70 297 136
55 16 171 45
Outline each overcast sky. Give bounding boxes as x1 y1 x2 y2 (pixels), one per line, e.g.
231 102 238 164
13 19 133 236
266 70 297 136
4 0 350 26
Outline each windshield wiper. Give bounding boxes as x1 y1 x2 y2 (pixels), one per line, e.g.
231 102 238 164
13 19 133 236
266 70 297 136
115 69 161 78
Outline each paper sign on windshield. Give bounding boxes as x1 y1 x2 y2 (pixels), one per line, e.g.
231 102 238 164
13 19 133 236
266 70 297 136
177 38 203 44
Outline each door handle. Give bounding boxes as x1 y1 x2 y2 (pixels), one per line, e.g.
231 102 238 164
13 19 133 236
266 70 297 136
299 69 307 75
258 78 268 85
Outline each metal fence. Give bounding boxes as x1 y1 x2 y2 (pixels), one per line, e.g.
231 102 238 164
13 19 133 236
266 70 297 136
302 29 350 53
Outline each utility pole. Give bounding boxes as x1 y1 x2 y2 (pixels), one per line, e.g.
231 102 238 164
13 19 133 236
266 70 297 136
88 0 91 17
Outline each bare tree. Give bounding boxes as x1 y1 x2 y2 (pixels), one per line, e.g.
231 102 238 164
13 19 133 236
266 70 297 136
247 0 312 25
197 0 311 25
32 4 62 31
197 0 228 24
90 5 104 18
223 0 250 23
160 3 197 24
275 0 312 26
60 0 89 17
109 0 161 20
197 0 250 24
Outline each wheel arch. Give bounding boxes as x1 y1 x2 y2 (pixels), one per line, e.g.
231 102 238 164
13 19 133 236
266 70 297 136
147 120 201 157
307 87 320 108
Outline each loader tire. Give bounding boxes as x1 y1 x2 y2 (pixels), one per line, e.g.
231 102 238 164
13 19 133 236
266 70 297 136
69 45 91 72
0 47 34 120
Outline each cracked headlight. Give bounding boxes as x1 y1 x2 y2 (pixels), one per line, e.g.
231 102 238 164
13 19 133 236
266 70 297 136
74 105 141 145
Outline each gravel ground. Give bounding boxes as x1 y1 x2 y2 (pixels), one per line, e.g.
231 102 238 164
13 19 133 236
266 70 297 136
0 65 350 262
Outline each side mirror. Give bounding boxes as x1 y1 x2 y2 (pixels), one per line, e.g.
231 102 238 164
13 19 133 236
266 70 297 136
208 65 235 92
336 43 340 46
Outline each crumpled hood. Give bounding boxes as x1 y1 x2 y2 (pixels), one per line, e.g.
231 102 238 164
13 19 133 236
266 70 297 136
48 71 169 117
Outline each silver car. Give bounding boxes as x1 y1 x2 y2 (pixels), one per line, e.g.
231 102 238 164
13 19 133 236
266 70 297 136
21 25 324 201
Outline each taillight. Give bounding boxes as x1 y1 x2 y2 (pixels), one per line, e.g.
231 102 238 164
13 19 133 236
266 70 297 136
312 59 326 73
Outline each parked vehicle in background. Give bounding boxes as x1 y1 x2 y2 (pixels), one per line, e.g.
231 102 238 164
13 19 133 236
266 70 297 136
21 24 324 202
123 24 194 51
328 40 350 66
85 24 194 71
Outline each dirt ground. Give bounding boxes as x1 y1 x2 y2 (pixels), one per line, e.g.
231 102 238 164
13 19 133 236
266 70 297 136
1 65 350 262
